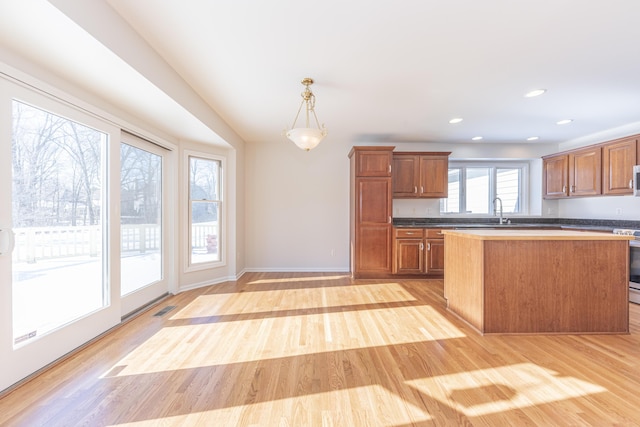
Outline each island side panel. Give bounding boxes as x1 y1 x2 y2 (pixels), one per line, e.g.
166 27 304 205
444 234 485 332
483 240 629 334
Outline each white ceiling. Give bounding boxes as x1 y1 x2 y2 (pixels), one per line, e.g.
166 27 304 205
2 0 640 147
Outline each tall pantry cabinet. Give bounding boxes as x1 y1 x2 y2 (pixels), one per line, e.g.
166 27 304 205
349 146 394 278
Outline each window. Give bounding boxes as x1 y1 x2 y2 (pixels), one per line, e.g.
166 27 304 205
440 162 528 215
188 154 222 266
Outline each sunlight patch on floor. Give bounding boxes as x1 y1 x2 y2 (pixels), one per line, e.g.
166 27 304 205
169 282 417 319
106 385 432 426
102 305 464 377
406 363 607 416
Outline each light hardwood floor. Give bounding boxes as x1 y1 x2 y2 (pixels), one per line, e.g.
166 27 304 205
1 272 640 426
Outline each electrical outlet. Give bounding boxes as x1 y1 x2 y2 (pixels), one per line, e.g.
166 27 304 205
616 208 623 215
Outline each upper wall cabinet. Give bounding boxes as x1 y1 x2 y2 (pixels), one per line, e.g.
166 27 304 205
602 136 638 195
569 146 602 197
543 146 601 199
352 147 394 177
542 154 569 198
543 133 639 199
392 152 450 198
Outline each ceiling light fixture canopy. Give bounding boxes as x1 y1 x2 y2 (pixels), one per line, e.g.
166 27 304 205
285 78 327 151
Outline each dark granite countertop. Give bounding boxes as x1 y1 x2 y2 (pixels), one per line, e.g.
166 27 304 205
393 217 640 232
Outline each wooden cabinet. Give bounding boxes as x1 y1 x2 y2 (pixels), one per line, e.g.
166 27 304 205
425 229 445 274
354 148 392 177
392 152 450 198
349 146 394 278
569 146 602 196
542 154 569 198
394 229 424 274
543 146 602 198
602 136 638 195
393 228 444 276
543 134 640 199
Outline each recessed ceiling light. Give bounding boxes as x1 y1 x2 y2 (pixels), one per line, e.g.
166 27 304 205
525 89 546 98
471 136 483 141
527 136 539 141
449 118 463 124
556 119 573 125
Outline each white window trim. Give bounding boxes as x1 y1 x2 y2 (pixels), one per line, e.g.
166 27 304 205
183 149 225 273
441 160 530 217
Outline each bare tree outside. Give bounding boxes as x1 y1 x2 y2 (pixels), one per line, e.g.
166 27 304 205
11 100 106 344
120 142 162 295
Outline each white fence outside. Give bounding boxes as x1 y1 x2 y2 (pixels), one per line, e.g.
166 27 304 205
12 223 218 263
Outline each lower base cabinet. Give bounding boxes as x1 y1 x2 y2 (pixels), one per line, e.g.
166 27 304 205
393 228 444 276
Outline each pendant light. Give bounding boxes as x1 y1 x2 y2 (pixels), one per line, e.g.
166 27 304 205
285 78 327 151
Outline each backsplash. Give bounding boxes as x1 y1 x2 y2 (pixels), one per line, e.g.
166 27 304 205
393 217 640 230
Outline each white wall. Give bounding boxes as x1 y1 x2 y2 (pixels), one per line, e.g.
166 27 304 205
245 138 350 271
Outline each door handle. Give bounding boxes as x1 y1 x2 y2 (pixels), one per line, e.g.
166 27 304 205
0 228 16 256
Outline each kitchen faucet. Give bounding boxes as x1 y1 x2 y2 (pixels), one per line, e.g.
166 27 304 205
493 197 508 224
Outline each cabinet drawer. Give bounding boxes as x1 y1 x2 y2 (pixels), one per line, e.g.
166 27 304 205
425 229 444 238
395 228 424 238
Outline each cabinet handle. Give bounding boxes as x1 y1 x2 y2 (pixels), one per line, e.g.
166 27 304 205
388 165 392 174
420 186 424 194
388 216 392 224
427 243 431 251
562 185 566 193
630 179 634 189
414 186 417 193
420 243 424 251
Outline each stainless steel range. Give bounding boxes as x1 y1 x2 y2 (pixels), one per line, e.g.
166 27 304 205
613 228 640 304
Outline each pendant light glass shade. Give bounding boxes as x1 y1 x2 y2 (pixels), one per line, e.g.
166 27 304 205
285 78 327 151
285 127 326 151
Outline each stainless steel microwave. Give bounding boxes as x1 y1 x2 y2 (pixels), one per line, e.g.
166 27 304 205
635 165 640 196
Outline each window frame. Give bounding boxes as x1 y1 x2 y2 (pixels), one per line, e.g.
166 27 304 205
184 150 225 272
440 161 530 216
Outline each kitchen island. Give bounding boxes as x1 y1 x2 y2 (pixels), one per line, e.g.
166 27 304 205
442 229 633 334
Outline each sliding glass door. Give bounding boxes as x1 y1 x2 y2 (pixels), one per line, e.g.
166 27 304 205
120 134 168 316
0 80 121 392
10 100 110 344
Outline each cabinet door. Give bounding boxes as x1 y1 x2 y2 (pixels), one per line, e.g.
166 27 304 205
569 147 602 196
419 155 448 197
355 177 392 275
425 238 445 274
394 239 424 274
357 225 392 272
543 155 569 198
357 178 392 224
355 150 392 177
603 138 637 195
392 155 419 197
